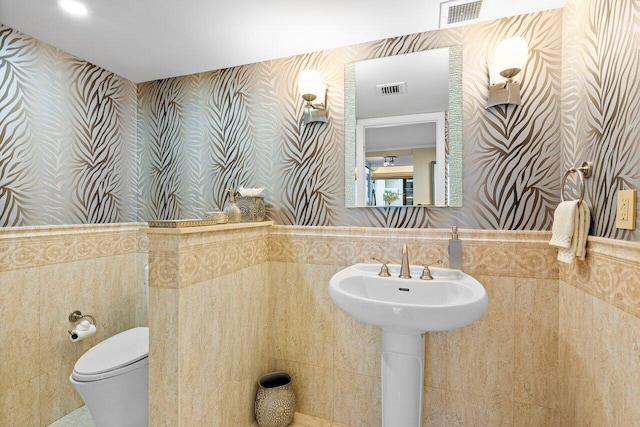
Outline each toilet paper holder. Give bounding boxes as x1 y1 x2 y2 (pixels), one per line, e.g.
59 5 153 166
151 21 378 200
68 310 98 341
68 310 96 325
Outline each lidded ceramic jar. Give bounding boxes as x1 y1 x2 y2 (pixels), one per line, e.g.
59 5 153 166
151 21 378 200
236 196 266 222
254 371 295 427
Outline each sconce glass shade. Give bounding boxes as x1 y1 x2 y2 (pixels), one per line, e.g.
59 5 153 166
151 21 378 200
492 37 528 79
298 70 325 103
298 69 328 124
486 37 528 108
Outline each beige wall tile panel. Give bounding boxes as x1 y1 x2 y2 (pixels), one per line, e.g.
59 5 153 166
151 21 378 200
446 275 515 400
332 370 381 427
333 305 381 377
269 358 335 422
513 278 558 409
38 256 139 371
0 378 40 427
197 380 252 426
422 387 447 427
135 252 150 326
149 287 179 427
425 332 447 389
589 297 625 425
178 268 268 424
38 260 99 374
558 282 591 426
0 268 40 392
513 402 559 426
620 309 640 424
38 363 83 426
269 263 336 368
178 279 224 424
445 390 513 426
559 276 640 425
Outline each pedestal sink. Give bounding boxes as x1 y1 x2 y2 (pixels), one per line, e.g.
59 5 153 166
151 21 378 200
328 263 488 427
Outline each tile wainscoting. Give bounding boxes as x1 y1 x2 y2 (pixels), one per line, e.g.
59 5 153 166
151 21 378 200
146 223 272 426
2 223 638 426
268 226 559 426
0 224 147 426
559 237 640 425
148 224 562 426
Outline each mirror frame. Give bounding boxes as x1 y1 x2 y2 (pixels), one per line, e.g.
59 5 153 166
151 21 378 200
345 45 463 208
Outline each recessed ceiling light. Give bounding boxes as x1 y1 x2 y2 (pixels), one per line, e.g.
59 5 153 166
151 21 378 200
58 0 88 17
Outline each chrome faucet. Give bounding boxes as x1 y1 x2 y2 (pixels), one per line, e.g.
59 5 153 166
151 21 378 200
399 244 411 279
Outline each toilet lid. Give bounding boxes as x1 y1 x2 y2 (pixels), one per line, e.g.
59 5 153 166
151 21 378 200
73 327 149 377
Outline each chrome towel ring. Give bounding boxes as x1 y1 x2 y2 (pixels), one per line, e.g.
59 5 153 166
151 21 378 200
561 161 593 206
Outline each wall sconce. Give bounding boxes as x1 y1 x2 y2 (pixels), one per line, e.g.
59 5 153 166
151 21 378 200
298 69 328 124
486 37 528 108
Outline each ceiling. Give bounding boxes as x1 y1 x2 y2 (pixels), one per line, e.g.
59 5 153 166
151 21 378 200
0 0 566 83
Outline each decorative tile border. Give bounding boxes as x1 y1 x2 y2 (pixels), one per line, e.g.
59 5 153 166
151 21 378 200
147 226 271 289
561 236 640 319
269 226 558 279
0 223 143 272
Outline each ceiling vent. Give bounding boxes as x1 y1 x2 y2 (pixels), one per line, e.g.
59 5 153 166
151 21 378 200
440 0 482 28
376 82 407 96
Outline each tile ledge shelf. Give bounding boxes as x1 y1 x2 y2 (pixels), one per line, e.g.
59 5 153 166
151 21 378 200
144 220 273 235
0 222 142 239
586 235 640 265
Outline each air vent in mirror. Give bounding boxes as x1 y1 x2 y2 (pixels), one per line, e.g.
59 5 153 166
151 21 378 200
376 82 407 96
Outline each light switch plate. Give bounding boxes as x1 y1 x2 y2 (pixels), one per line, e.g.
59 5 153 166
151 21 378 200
616 189 637 230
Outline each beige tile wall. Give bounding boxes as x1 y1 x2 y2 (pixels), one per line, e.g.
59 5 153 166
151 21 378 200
0 224 147 427
268 226 560 426
559 237 640 425
146 224 271 426
7 223 635 426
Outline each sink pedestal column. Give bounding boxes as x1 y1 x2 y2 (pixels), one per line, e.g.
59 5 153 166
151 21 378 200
381 330 425 427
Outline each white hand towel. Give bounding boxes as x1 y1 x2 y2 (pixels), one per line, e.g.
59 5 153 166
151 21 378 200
557 201 590 264
549 200 579 248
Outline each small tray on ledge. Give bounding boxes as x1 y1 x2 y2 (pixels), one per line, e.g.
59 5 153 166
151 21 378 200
148 219 218 228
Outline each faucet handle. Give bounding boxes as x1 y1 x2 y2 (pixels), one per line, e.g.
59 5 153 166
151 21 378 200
420 260 442 280
370 257 391 277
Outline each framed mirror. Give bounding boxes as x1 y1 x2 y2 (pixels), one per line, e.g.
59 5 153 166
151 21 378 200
345 46 462 207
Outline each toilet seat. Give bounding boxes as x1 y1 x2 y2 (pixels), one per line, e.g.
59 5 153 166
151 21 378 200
72 327 149 382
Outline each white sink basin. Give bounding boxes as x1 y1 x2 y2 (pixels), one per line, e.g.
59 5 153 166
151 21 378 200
329 263 488 333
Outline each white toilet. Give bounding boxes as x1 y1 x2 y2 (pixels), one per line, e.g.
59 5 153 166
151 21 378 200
69 327 149 427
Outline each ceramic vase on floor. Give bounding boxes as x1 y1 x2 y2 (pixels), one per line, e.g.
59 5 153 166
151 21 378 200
255 372 295 427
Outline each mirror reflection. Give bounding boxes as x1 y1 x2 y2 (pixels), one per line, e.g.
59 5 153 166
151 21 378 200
345 46 462 208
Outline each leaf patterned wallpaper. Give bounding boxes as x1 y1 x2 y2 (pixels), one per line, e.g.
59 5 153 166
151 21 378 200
562 0 640 240
0 25 138 226
137 9 564 230
2 0 639 240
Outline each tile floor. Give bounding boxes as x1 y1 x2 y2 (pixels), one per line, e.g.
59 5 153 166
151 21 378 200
47 406 94 427
48 407 353 427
